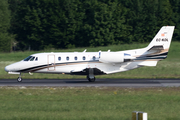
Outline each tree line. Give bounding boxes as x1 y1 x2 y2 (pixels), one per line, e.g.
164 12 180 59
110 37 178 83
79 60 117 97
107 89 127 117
0 0 180 52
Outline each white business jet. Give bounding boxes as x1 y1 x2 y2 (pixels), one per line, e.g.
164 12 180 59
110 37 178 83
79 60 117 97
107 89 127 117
5 26 175 82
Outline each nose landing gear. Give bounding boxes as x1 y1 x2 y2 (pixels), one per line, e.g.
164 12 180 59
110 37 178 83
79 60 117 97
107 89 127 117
17 77 22 82
17 73 22 82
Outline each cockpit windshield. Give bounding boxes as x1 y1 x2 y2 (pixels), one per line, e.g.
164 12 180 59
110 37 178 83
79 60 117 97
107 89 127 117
24 55 37 61
24 56 38 61
30 57 35 61
24 56 33 61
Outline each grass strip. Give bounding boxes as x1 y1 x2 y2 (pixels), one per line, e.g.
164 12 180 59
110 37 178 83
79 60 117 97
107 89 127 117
0 87 179 120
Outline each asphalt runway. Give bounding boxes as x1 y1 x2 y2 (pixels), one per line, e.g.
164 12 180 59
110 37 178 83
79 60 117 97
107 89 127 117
0 79 180 87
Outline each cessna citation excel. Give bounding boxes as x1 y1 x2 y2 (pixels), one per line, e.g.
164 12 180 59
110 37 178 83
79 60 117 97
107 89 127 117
5 26 175 82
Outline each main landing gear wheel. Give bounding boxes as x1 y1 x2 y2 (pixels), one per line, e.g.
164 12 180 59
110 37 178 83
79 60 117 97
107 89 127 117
87 68 95 82
17 77 22 82
87 76 96 82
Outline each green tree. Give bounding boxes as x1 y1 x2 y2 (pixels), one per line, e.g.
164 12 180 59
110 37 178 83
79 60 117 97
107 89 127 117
0 0 11 52
169 0 180 41
13 0 87 50
82 0 132 47
9 0 178 51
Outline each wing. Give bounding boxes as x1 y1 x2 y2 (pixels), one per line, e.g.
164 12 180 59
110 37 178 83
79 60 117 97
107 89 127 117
70 68 105 75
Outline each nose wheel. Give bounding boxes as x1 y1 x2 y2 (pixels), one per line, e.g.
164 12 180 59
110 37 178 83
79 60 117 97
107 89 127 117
17 77 22 82
17 73 22 82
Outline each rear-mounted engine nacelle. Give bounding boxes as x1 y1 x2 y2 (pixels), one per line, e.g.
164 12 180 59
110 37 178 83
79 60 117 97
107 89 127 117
99 52 124 63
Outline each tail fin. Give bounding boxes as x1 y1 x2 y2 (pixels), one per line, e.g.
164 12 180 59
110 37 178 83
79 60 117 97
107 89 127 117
135 26 175 67
147 26 175 50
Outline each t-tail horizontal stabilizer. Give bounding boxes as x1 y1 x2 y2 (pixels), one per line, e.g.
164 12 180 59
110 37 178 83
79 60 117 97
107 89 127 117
148 45 164 51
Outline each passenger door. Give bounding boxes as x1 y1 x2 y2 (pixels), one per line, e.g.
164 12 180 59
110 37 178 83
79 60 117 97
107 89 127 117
48 55 55 71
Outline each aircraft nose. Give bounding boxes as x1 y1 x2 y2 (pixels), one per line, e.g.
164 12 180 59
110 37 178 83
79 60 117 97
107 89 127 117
5 61 22 72
4 66 8 72
5 66 9 72
5 65 14 72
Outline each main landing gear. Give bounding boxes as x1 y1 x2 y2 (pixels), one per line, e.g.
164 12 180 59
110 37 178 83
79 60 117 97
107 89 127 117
87 68 96 82
17 73 22 82
87 76 96 82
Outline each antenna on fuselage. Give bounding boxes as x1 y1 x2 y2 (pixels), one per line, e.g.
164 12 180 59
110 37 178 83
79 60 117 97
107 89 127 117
83 49 87 52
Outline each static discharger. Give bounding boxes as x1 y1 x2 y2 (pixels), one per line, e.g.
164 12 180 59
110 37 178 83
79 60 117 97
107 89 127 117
132 111 147 120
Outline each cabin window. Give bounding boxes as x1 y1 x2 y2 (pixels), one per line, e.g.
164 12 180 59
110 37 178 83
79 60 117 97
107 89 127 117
35 57 38 61
93 56 96 60
58 57 61 61
66 56 69 61
74 56 77 60
83 56 86 60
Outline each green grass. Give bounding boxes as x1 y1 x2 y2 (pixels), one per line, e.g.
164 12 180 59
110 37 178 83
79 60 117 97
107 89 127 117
0 41 180 79
0 87 180 120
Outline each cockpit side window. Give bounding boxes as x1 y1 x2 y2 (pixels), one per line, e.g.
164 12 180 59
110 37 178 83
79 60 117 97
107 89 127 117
24 56 32 61
35 57 38 61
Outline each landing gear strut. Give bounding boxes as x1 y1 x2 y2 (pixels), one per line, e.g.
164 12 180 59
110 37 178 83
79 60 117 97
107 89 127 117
87 68 96 82
17 73 22 82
